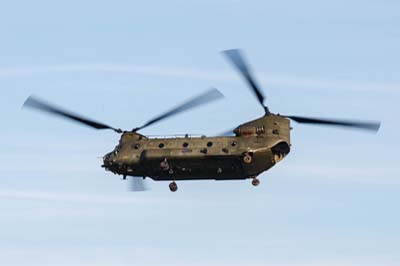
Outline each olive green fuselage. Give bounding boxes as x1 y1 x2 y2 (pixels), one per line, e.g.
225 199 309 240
103 114 291 181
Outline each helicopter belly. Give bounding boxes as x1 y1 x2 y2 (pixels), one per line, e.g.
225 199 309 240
136 148 277 181
146 156 244 180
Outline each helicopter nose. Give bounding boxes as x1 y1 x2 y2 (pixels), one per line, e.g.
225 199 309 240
102 152 126 175
102 152 114 168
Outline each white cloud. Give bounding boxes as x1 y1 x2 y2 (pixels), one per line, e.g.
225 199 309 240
0 63 399 93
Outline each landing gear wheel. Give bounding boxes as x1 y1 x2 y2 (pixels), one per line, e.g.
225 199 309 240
251 178 260 187
169 181 178 192
243 153 252 164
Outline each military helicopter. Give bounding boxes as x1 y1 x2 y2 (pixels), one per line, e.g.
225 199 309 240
23 49 380 192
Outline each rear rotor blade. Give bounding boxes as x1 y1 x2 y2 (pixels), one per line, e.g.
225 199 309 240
218 128 235 136
23 96 122 133
222 49 266 110
128 176 148 192
286 115 381 132
134 88 224 131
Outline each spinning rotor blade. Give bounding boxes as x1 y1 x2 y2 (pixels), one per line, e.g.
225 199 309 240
286 115 381 132
222 49 266 111
128 176 148 192
219 128 235 136
134 88 224 131
23 96 122 133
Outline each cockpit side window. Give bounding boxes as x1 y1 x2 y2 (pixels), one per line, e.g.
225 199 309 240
114 145 122 155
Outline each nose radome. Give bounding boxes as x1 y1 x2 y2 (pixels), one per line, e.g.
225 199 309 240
103 152 114 167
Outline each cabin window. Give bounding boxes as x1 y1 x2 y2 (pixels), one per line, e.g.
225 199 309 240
183 142 189 148
132 143 140 149
207 141 213 147
158 143 164 149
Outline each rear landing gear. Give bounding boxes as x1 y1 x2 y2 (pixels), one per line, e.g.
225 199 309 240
169 181 178 192
251 177 260 187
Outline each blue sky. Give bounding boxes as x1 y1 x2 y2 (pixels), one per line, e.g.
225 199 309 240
1 1 399 265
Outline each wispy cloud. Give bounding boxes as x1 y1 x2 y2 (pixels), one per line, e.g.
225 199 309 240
0 188 156 204
0 63 399 93
278 163 400 185
0 247 396 266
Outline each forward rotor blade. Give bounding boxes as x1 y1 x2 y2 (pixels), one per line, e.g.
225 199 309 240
286 115 381 132
135 88 224 131
23 96 122 133
222 49 265 108
128 176 148 192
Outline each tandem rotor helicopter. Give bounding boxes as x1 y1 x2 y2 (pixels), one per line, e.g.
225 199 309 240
23 49 380 192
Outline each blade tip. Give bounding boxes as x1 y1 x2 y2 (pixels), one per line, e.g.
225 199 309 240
221 48 241 56
209 87 225 99
22 95 36 109
372 122 381 133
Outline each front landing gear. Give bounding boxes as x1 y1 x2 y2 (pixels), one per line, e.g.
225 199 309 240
169 181 178 192
251 177 260 187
